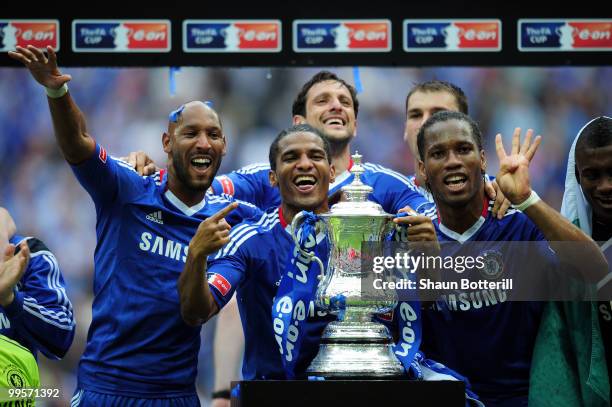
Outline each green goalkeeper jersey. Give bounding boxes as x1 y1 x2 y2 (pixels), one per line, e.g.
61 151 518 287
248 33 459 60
0 334 40 404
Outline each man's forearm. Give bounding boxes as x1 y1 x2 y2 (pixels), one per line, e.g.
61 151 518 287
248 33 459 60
213 295 244 396
47 93 95 164
524 200 608 282
178 252 218 326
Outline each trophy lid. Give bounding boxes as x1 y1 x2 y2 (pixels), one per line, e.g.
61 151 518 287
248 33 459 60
325 152 391 217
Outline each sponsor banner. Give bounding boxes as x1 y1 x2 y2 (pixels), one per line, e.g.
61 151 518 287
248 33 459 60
0 20 59 51
519 19 612 51
403 19 501 52
183 20 281 52
72 20 171 52
293 19 391 52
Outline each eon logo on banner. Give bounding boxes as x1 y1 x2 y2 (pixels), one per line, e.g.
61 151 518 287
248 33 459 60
72 20 171 52
519 19 612 51
183 20 281 52
403 19 501 52
293 20 391 52
0 20 59 52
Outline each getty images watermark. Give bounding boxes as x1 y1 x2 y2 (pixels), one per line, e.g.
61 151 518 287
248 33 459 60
372 250 513 291
361 241 604 302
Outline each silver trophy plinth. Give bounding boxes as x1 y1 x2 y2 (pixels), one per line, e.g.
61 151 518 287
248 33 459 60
291 152 404 378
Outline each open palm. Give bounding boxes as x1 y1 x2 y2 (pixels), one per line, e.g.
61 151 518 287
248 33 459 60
495 128 542 205
8 45 71 89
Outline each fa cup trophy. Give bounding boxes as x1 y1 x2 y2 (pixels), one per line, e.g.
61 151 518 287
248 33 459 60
291 152 404 378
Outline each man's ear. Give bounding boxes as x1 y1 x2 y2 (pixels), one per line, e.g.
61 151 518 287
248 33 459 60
418 159 428 185
329 163 336 184
221 135 227 156
293 115 306 125
480 150 487 174
162 132 171 154
269 170 278 187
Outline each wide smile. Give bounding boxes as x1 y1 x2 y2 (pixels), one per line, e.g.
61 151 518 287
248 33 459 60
293 174 318 194
323 116 346 130
190 155 213 175
443 173 468 193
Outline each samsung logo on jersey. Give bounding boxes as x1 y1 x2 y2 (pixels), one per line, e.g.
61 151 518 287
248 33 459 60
434 289 507 312
138 232 188 262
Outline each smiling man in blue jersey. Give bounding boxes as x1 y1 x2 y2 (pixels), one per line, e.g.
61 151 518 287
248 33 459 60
178 124 439 380
205 72 436 403
211 71 434 217
415 111 608 407
9 45 261 407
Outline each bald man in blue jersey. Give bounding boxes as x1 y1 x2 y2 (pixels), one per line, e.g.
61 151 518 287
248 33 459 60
10 45 261 407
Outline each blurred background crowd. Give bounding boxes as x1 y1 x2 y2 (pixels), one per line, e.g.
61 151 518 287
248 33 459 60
1 66 611 405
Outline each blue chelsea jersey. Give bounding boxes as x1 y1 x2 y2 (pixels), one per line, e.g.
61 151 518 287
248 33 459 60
211 161 435 215
1 235 75 360
421 200 556 406
71 144 261 398
206 207 334 380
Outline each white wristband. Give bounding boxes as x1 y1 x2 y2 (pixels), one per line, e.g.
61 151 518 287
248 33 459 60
45 83 68 98
513 190 541 211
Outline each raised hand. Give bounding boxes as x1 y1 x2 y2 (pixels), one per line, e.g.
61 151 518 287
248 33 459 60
8 45 72 89
495 128 542 205
189 203 238 259
0 242 30 307
119 151 159 176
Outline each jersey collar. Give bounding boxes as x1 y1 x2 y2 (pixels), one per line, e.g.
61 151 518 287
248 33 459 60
278 206 288 229
164 189 207 216
437 197 489 244
159 169 208 216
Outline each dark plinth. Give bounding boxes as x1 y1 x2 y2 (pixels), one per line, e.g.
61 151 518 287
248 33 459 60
231 380 466 407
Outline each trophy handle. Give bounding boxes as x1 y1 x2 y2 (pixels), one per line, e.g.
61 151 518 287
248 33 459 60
290 211 326 281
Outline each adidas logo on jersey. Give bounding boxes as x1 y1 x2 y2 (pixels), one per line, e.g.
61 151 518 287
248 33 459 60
146 211 164 225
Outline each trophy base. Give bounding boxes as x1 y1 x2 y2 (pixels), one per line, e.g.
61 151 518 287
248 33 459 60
306 320 405 378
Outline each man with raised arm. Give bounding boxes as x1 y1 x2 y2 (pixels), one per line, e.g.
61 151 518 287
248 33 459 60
9 45 260 407
415 111 607 406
